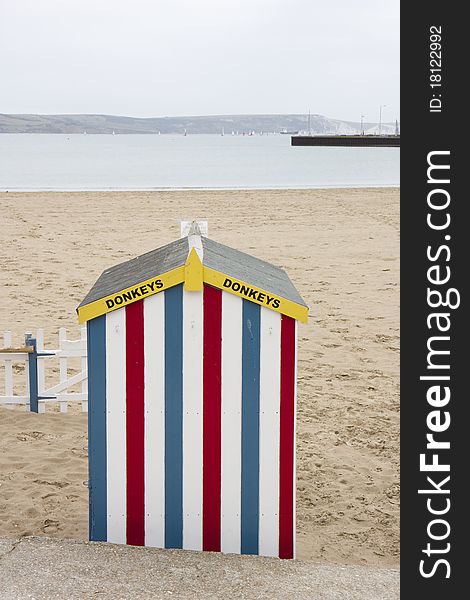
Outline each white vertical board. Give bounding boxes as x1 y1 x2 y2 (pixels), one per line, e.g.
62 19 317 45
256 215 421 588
105 310 127 544
3 332 13 406
144 294 166 548
36 329 45 400
258 308 281 557
220 293 243 554
58 328 68 413
182 289 203 550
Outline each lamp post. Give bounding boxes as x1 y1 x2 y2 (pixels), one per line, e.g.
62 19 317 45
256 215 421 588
361 115 365 136
379 105 387 135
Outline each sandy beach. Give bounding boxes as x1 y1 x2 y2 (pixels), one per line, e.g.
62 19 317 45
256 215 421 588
0 188 399 567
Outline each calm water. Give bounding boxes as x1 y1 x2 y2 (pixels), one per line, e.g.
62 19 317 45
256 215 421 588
0 134 399 190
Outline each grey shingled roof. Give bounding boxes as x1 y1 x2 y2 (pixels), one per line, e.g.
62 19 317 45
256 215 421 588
79 236 306 308
79 237 189 307
201 238 306 307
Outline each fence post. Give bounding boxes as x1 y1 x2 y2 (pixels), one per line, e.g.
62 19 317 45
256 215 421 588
25 334 39 413
59 327 68 413
36 329 46 407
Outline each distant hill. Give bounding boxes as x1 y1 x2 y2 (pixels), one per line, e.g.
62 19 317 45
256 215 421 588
0 113 397 135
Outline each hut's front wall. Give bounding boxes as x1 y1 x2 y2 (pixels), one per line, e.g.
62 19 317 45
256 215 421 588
88 283 297 559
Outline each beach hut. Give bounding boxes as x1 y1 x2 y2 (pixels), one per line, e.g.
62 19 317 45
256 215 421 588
78 222 308 559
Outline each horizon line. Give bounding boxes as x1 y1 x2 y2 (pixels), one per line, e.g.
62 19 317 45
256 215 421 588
1 111 399 124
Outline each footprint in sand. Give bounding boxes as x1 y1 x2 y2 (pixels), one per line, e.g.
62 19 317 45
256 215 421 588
33 479 69 488
41 519 60 533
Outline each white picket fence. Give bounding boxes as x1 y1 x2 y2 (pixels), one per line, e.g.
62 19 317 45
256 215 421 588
0 328 88 413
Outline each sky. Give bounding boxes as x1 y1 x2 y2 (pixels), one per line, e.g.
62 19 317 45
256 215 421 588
0 0 399 123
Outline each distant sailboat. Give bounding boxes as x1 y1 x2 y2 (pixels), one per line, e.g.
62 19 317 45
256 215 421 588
232 130 235 135
83 130 87 135
112 130 115 135
280 127 299 135
184 128 187 136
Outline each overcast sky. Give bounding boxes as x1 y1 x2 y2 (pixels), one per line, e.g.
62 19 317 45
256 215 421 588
0 0 399 123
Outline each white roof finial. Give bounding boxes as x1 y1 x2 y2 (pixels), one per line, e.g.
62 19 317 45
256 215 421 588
180 220 208 238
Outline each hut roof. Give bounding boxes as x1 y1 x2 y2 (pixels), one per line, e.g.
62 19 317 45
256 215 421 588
79 237 189 308
77 234 308 324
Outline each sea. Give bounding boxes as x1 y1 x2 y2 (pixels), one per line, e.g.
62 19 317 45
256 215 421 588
0 134 399 191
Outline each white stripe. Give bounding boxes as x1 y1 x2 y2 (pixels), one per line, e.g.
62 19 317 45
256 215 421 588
221 293 242 554
105 310 127 544
144 294 166 548
182 289 203 550
258 308 281 557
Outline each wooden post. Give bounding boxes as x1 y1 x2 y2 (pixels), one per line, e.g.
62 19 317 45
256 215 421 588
36 329 46 413
25 335 39 413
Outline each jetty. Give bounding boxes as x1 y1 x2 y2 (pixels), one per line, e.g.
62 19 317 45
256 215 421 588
291 135 400 147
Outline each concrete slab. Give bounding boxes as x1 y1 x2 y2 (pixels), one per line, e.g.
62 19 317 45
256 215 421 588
0 536 399 600
0 539 16 560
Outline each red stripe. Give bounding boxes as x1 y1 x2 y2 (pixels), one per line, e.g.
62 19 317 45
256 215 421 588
125 300 145 546
279 315 295 559
202 285 222 551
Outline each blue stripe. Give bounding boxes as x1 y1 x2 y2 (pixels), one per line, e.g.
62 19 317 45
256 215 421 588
26 339 38 413
164 284 184 548
87 316 107 542
241 300 261 555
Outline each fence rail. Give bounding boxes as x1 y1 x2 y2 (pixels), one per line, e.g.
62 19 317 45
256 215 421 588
0 328 88 413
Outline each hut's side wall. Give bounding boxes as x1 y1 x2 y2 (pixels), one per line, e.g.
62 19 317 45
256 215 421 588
87 283 297 558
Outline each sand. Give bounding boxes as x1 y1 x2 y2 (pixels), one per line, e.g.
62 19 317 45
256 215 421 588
0 189 399 567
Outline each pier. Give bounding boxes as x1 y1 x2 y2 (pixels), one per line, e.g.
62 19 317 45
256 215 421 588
291 135 400 147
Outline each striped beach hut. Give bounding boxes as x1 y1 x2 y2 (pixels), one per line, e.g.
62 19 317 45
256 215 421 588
78 222 308 559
